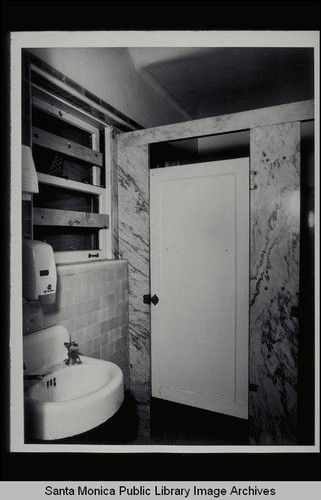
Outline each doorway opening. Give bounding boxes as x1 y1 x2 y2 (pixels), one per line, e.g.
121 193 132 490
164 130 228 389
149 133 250 445
149 129 250 168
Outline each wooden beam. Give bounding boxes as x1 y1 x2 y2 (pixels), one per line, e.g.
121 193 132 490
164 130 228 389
32 95 99 135
32 126 103 167
33 207 109 228
31 64 138 131
32 85 108 130
117 100 314 148
37 172 105 195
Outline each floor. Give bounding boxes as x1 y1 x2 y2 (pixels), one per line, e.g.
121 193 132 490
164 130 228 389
148 397 248 446
26 394 248 446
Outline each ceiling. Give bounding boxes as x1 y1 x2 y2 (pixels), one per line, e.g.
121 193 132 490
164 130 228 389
128 47 314 119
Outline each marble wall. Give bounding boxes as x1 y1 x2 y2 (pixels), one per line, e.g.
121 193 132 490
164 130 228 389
117 144 151 436
117 111 307 445
118 100 313 148
249 122 301 444
110 127 120 259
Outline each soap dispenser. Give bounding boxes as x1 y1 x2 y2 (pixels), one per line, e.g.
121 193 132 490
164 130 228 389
23 240 57 305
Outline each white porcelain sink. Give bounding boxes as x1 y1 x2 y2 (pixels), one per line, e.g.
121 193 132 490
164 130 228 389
23 325 124 440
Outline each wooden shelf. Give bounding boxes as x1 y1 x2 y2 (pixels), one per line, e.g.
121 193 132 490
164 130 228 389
37 172 105 195
33 207 109 229
32 126 103 167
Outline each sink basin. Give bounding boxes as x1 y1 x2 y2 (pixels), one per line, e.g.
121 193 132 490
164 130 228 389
24 357 124 441
23 325 124 441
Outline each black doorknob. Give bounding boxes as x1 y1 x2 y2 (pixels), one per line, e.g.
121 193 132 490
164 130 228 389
151 294 159 305
143 294 159 305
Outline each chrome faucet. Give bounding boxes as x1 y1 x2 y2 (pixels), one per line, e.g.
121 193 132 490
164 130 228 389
64 341 82 365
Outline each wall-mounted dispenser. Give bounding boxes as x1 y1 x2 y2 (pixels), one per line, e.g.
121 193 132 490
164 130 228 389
23 240 57 305
22 145 39 200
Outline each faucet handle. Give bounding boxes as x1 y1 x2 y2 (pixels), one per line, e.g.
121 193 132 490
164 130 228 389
64 341 82 365
64 341 78 349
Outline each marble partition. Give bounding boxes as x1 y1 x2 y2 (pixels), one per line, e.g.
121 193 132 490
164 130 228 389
249 122 301 444
118 100 313 148
117 143 151 436
110 127 119 258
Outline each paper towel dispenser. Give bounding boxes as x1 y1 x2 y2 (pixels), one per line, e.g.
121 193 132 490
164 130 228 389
22 145 39 195
23 240 57 305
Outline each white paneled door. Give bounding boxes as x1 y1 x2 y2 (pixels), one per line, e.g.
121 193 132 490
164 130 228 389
150 158 249 419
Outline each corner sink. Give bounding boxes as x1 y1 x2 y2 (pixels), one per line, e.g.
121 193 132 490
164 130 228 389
23 325 124 441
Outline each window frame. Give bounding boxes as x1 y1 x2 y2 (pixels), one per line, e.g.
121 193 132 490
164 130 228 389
30 70 113 264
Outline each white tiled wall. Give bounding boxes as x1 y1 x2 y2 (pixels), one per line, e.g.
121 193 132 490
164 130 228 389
23 260 130 390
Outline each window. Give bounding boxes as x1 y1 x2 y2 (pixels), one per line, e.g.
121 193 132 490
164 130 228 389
29 70 112 264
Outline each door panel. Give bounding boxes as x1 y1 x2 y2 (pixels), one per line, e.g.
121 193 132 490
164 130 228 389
150 158 249 419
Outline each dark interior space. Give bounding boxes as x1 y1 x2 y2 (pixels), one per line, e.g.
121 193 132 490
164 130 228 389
298 120 315 445
32 107 92 147
32 226 99 252
150 130 250 169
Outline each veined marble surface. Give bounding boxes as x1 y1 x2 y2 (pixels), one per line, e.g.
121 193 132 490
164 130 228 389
110 128 119 258
249 122 300 444
117 115 304 443
117 144 151 436
118 100 313 148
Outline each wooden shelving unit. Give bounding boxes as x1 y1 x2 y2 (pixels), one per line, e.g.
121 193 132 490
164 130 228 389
33 207 109 229
29 96 109 258
32 126 103 166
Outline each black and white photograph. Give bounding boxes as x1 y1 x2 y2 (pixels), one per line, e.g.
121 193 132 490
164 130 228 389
1 0 320 494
